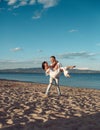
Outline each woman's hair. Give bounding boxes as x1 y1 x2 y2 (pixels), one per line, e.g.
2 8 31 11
42 61 47 70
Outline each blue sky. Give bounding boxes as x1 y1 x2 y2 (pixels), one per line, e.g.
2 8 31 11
0 0 100 70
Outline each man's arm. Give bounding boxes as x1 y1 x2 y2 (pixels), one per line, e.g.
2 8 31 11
52 61 61 70
49 61 58 68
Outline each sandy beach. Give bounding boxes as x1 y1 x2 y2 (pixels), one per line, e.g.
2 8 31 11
0 79 100 130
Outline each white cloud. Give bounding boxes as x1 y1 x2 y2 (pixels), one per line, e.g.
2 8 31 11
32 0 60 19
8 0 17 5
29 0 36 5
5 0 59 8
69 29 78 33
96 43 100 46
32 10 43 19
12 12 18 16
13 5 20 9
3 0 60 19
13 0 28 8
11 47 23 52
32 15 41 19
38 0 59 8
20 1 27 6
58 51 96 59
32 12 41 19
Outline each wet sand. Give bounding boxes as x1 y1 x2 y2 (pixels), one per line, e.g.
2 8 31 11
0 79 100 130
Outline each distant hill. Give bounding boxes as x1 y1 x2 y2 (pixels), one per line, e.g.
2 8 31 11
69 69 100 73
0 68 100 73
0 68 44 73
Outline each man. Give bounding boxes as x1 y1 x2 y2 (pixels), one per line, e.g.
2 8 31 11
42 56 75 96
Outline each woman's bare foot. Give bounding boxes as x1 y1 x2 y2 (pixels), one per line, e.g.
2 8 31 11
66 73 70 78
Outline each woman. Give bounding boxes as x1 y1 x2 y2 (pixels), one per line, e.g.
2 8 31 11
42 61 75 96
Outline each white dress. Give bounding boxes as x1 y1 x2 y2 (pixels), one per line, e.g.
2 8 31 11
46 66 69 78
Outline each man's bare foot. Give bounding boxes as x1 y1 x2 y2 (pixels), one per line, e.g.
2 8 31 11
66 66 76 70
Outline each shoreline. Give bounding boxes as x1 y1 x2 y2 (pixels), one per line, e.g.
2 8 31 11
0 79 100 130
0 78 100 90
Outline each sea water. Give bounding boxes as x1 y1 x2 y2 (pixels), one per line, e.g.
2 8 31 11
0 73 100 89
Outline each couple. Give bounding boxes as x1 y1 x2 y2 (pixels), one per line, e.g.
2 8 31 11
42 56 75 96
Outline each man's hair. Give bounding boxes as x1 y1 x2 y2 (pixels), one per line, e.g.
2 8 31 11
50 56 56 59
42 61 47 70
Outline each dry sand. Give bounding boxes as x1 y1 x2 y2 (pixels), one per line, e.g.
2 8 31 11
0 79 100 130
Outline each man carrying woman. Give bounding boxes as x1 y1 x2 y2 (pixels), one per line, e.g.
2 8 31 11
42 56 75 96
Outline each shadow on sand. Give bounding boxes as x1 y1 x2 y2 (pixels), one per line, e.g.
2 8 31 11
1 112 100 130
